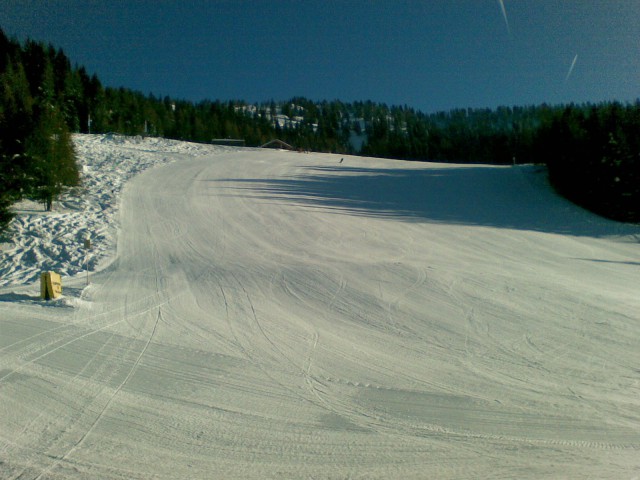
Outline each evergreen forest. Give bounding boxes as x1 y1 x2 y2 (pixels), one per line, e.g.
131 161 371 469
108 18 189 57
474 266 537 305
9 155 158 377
1 28 638 230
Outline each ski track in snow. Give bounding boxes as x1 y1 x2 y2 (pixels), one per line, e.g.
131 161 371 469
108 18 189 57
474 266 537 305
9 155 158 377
1 134 640 479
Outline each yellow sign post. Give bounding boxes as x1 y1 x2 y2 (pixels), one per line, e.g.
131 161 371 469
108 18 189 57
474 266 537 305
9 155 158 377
40 271 62 300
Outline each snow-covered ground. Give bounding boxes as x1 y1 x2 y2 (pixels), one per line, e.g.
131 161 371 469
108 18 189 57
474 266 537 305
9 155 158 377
1 134 639 479
0 134 232 289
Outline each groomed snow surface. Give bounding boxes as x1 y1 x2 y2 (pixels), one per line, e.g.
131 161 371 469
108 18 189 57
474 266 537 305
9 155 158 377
1 134 639 479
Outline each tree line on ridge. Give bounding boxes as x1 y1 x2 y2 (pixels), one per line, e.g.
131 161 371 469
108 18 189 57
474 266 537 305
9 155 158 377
1 27 638 230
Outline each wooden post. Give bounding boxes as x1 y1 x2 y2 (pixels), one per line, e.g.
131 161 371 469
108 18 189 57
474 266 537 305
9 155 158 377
84 238 92 285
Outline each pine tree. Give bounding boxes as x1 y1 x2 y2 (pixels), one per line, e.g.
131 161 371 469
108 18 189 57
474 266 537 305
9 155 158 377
0 59 34 228
25 62 79 211
25 107 79 211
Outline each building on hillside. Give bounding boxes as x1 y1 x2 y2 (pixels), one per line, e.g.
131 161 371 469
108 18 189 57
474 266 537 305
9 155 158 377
261 139 294 150
210 139 245 147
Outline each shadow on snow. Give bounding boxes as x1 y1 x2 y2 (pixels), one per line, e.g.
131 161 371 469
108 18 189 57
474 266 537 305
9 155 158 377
211 164 640 239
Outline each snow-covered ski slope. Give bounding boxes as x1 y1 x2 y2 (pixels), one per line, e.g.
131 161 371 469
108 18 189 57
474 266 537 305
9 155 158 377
1 135 640 479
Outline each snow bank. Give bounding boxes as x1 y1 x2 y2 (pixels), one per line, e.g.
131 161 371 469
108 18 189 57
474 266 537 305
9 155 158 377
0 134 231 288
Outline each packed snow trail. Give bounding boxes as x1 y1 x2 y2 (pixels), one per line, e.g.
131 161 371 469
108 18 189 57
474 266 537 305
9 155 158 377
1 145 640 479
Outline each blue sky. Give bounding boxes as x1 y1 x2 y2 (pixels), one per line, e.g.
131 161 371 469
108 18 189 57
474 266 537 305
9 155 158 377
2 0 638 113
